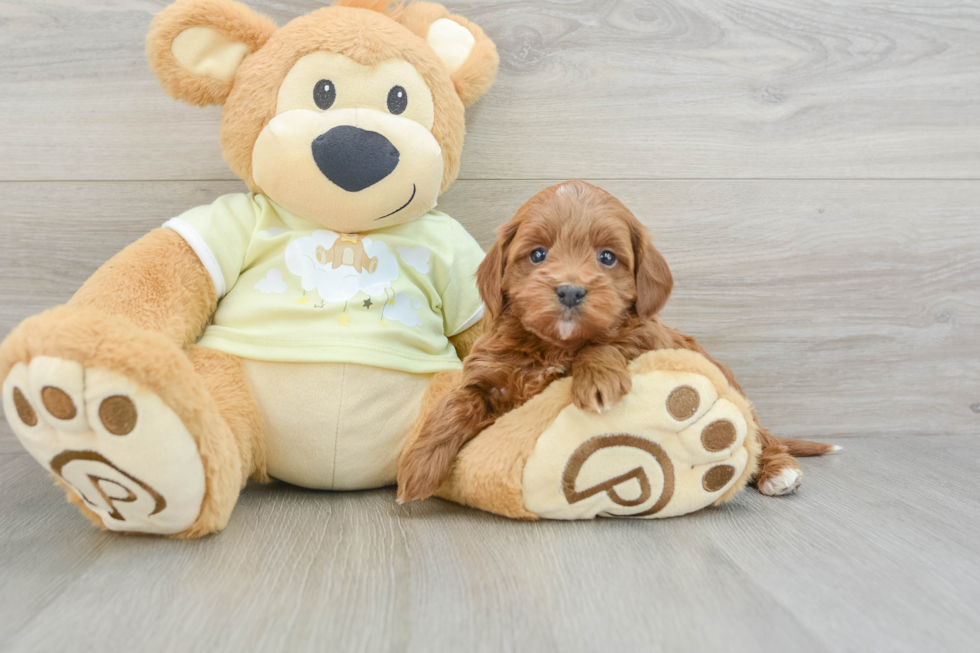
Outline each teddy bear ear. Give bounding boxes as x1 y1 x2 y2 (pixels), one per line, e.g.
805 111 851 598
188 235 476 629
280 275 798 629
146 0 277 107
396 2 499 107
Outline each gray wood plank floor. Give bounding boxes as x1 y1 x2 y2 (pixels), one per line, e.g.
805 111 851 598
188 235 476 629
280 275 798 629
2 437 979 652
1 0 978 651
2 1 980 180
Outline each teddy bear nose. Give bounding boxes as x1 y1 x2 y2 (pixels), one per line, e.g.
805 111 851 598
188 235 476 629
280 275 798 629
311 125 400 192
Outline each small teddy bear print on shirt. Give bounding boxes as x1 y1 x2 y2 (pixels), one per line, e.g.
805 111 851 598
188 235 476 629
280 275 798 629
286 230 398 302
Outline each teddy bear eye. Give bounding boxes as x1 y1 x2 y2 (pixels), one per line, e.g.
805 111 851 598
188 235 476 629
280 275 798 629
598 250 617 267
314 79 336 110
387 85 408 115
530 248 548 264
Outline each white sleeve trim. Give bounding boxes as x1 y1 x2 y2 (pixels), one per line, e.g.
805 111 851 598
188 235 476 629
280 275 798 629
450 304 485 337
162 218 226 298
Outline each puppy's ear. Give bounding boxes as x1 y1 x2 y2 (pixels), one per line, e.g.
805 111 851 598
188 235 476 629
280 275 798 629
476 219 520 322
146 0 277 107
397 2 499 107
630 219 673 320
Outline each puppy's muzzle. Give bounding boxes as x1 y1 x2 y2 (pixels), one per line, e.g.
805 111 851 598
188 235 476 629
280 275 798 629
556 285 587 308
311 125 400 192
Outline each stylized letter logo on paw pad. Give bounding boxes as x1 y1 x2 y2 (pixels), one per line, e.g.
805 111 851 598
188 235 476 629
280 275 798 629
50 450 167 522
562 434 675 517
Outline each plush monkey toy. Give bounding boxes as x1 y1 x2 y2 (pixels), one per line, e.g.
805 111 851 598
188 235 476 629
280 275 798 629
0 0 760 538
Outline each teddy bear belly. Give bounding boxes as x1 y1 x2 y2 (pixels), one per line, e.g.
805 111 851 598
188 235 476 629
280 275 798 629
240 359 433 490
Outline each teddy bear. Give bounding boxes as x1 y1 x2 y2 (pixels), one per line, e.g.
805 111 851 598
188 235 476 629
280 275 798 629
316 235 379 273
0 0 760 538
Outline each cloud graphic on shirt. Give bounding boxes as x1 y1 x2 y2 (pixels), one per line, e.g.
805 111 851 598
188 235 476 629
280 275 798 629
258 227 288 238
383 293 422 327
397 245 431 274
284 230 398 303
255 268 287 294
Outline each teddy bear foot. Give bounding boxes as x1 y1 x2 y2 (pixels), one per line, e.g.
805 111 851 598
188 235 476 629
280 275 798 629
522 350 760 519
3 356 207 535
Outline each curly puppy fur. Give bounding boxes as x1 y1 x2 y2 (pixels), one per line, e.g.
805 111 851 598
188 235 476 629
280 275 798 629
397 181 835 502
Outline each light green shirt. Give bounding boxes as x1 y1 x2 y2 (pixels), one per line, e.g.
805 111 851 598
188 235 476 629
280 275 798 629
164 193 485 373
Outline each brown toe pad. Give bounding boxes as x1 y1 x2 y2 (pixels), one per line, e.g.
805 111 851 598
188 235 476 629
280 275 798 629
41 386 76 420
702 465 735 492
666 385 699 420
701 419 737 452
13 387 38 426
99 395 138 436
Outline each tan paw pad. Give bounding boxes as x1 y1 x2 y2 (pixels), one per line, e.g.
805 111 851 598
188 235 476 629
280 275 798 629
2 358 205 534
523 364 754 520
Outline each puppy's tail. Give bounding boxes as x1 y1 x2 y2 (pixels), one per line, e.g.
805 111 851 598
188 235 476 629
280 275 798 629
779 437 841 457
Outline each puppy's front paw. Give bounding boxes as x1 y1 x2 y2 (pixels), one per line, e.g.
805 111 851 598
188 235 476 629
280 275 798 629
572 365 632 413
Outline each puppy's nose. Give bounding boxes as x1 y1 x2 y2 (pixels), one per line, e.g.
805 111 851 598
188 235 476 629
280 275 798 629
556 285 587 308
311 125 399 192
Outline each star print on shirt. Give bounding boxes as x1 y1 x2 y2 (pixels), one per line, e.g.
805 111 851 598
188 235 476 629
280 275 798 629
363 298 373 309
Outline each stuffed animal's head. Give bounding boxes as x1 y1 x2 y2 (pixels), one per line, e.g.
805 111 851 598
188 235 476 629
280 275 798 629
147 0 498 232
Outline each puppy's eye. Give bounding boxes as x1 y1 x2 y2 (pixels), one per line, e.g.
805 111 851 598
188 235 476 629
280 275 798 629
387 85 408 115
530 248 548 264
314 79 336 110
598 250 617 267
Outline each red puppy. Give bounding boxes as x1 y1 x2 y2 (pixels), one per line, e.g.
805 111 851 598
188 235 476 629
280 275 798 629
397 181 834 503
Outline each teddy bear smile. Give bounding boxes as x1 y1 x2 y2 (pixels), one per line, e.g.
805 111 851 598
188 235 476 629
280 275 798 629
375 184 417 220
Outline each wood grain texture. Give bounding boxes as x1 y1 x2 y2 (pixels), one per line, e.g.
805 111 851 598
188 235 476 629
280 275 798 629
1 1 979 181
1 179 977 451
1 436 978 652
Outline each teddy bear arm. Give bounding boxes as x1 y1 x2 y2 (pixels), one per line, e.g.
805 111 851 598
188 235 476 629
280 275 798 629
68 228 217 347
